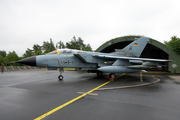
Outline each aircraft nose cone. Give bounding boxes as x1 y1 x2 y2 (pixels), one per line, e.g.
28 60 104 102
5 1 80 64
16 56 36 66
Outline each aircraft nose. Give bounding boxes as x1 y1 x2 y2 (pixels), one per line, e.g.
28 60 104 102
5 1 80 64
16 56 36 66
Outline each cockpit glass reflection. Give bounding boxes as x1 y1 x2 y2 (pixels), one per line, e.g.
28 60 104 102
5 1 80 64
47 50 57 55
47 49 85 55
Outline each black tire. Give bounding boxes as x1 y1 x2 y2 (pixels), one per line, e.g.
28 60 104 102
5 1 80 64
109 73 116 79
58 75 63 81
97 72 103 78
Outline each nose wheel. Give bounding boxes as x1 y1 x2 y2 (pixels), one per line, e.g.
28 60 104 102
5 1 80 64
58 75 64 80
58 68 64 81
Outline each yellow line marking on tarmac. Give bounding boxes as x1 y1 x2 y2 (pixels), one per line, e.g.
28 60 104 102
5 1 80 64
34 73 127 120
116 73 126 79
34 73 126 120
97 76 160 91
34 81 111 120
77 92 98 95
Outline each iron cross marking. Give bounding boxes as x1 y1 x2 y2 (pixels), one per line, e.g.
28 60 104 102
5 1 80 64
66 60 71 65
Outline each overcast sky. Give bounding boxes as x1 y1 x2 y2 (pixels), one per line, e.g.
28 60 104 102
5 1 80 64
0 0 180 56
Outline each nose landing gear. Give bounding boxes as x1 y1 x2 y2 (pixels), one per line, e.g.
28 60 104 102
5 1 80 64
58 68 64 81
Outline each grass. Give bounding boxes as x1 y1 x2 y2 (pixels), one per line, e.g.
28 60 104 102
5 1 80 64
63 68 76 71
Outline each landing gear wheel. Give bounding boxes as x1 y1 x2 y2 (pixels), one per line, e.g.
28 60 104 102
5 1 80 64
96 72 103 78
109 73 116 80
58 75 63 81
58 68 64 81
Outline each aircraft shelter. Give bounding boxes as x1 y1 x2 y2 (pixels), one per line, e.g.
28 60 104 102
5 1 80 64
95 35 180 73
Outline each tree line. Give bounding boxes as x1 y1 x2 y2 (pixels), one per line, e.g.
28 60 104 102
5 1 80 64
0 36 92 66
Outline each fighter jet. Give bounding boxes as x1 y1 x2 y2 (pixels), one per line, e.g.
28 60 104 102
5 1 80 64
16 37 173 80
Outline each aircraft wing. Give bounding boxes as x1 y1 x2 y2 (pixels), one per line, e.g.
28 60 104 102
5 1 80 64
93 55 174 62
74 54 87 63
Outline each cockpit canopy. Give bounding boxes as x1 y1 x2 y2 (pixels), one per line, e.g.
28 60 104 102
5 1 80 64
47 49 85 55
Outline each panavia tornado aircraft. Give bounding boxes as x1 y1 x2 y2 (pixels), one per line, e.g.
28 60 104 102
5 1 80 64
17 37 172 80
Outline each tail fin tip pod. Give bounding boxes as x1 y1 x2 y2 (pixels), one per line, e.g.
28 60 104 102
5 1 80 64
123 37 149 57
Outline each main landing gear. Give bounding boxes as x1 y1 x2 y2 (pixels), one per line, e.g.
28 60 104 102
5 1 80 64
109 73 116 80
96 72 103 78
96 72 116 80
58 68 64 81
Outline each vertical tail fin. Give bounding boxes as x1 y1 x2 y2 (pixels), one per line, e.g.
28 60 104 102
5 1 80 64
122 37 149 57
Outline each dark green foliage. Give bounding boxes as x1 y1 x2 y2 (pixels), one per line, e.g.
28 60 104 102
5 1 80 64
35 49 42 55
82 44 92 51
56 41 65 49
33 44 42 55
42 38 56 53
0 55 4 64
4 51 19 66
23 48 34 58
0 50 6 58
23 44 42 57
66 36 92 51
164 36 180 54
